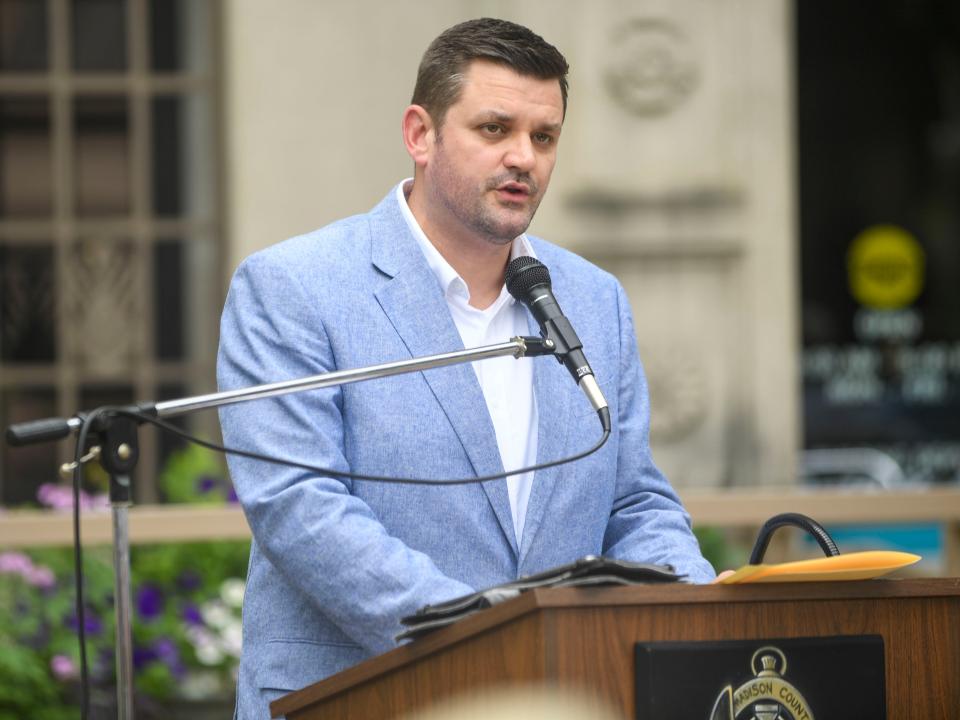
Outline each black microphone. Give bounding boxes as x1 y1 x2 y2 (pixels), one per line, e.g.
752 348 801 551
505 256 610 430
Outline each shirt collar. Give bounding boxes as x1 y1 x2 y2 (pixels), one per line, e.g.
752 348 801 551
396 179 536 304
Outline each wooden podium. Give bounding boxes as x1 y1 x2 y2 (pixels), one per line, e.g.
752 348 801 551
271 578 960 719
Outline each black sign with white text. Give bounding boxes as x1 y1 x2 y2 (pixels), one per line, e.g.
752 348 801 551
635 635 885 720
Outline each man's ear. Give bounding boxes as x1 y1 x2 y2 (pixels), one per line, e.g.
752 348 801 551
402 105 434 168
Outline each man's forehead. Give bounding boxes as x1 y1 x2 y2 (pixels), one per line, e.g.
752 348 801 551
460 59 562 91
455 60 564 116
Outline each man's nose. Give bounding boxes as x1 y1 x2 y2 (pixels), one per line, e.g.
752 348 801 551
503 135 536 172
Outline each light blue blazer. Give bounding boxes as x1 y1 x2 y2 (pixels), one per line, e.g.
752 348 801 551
217 188 716 718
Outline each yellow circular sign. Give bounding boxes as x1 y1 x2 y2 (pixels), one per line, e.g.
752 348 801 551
847 225 924 309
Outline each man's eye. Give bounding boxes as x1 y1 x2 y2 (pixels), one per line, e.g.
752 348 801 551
482 124 504 135
533 133 553 145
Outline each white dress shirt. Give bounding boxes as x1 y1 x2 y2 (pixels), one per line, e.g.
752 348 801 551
396 180 538 545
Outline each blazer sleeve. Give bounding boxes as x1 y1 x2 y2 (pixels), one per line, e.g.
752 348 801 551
601 282 718 583
217 251 474 654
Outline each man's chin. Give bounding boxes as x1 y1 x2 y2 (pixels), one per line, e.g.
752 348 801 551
484 208 536 241
485 221 533 244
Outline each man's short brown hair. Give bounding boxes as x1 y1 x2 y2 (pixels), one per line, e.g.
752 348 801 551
411 18 569 128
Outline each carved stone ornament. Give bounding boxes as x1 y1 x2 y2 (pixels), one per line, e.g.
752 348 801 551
66 237 140 375
603 18 700 117
642 341 709 443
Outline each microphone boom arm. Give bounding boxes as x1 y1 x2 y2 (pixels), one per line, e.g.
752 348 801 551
6 336 556 446
3 333 560 720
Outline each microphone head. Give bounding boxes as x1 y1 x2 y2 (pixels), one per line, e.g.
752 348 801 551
505 256 551 301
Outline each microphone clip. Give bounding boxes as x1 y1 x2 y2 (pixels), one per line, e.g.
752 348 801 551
514 335 557 357
538 314 583 362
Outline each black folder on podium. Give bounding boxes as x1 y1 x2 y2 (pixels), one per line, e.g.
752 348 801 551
398 555 681 641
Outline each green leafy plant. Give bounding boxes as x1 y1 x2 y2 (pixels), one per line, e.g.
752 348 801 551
0 444 248 716
158 443 237 505
694 525 749 574
0 547 116 719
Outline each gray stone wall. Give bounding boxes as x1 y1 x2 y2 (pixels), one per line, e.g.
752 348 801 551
223 0 798 487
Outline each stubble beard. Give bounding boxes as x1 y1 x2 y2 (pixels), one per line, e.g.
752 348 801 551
430 138 542 247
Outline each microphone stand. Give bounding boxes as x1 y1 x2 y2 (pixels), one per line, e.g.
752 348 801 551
4 335 555 720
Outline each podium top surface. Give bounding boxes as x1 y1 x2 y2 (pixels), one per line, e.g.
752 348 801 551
271 577 960 717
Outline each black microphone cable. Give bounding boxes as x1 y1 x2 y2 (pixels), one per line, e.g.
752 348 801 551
71 409 97 720
109 405 610 485
65 402 611 716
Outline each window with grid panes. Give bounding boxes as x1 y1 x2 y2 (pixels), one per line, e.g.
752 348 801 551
0 0 222 504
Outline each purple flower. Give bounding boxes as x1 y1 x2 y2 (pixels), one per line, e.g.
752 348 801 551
25 565 55 589
181 602 203 626
133 644 158 670
36 483 108 512
83 612 103 635
154 638 187 679
135 584 165 621
37 483 72 509
196 475 220 494
176 570 202 592
51 654 77 681
226 485 239 503
65 609 103 635
153 637 178 661
0 551 32 574
134 638 186 679
0 552 56 589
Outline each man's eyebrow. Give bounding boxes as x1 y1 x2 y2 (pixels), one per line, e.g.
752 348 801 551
537 121 563 133
473 110 514 124
473 111 562 133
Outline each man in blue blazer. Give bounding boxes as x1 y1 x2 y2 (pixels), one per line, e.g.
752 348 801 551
218 17 716 719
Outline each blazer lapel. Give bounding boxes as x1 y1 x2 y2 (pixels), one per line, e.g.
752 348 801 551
368 195 519 556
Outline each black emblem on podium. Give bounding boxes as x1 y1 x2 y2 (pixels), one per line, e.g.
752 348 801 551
635 636 886 720
709 646 813 720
